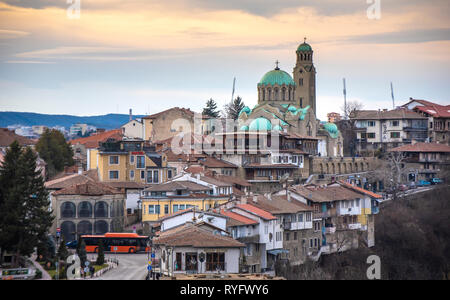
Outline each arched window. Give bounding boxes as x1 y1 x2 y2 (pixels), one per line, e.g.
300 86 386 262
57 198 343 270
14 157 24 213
262 89 266 101
267 88 272 101
78 201 92 218
61 221 76 241
77 221 92 235
61 202 76 218
94 220 109 235
282 88 286 101
274 88 279 100
95 202 109 218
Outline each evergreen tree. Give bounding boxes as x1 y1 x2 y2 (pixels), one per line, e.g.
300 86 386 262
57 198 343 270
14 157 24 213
35 128 74 179
96 239 105 265
225 96 245 120
77 238 87 266
57 237 69 261
202 98 220 118
0 143 54 267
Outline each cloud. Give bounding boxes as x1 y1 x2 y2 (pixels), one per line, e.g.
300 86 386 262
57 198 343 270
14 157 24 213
0 29 29 39
341 28 450 44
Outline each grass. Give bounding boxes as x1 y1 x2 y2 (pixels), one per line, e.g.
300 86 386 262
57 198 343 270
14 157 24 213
38 261 109 279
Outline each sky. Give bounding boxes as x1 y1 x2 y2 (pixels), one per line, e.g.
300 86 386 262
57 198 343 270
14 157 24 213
0 0 449 121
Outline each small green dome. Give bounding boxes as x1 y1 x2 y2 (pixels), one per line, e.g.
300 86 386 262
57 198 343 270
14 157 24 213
297 42 312 52
240 125 249 131
287 106 297 113
258 69 295 87
238 106 251 118
324 122 339 138
249 117 272 131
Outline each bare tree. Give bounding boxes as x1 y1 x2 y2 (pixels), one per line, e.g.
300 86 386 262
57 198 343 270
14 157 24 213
342 100 364 122
337 100 364 156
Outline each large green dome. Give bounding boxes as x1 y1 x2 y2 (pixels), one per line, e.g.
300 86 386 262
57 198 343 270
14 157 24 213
323 122 339 139
249 117 272 131
258 69 295 87
297 42 312 52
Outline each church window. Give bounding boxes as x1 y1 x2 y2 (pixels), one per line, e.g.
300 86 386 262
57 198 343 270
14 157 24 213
300 98 303 108
299 78 303 86
282 88 286 101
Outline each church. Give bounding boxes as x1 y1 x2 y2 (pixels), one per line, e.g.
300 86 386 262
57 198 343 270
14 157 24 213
237 39 343 157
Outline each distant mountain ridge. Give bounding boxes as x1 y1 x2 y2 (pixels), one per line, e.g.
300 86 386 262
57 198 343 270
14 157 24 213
0 111 146 130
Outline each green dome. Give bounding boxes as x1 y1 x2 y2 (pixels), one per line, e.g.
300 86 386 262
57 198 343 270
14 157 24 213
238 106 251 118
297 42 312 52
249 117 272 131
324 122 339 139
287 106 297 113
240 125 249 131
258 69 295 87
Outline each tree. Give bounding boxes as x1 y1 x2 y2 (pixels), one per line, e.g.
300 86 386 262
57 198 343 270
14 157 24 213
57 237 69 261
0 142 54 267
35 128 74 179
96 239 105 265
224 96 245 120
202 98 220 119
339 100 364 156
77 238 87 267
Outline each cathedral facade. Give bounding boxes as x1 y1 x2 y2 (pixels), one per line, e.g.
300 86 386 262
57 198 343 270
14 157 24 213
237 40 343 157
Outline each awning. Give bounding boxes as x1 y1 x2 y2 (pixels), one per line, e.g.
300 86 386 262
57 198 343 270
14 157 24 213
267 249 289 256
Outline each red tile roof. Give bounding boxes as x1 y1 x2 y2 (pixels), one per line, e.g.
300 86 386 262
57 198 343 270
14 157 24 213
220 210 259 226
413 105 450 118
338 181 383 199
390 142 450 153
0 128 36 147
52 181 122 196
235 204 276 221
199 156 237 168
69 129 123 148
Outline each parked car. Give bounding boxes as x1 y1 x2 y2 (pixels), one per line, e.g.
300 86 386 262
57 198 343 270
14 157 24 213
409 182 417 189
416 180 431 187
430 178 443 185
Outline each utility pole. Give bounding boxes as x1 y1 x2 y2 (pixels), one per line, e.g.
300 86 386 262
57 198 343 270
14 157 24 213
343 78 347 120
231 77 236 103
390 82 395 109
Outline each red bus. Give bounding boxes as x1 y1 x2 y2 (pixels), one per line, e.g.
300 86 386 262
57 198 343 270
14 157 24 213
81 233 150 253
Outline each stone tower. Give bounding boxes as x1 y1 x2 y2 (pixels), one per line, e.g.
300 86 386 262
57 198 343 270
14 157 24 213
293 38 316 115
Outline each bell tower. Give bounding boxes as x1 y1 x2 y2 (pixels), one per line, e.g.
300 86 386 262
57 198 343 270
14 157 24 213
293 38 316 115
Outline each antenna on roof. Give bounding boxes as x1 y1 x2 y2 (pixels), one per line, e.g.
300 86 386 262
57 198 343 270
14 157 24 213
390 82 395 109
343 78 347 120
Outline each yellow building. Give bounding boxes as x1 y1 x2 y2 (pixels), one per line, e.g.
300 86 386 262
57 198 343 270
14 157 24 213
141 180 231 223
87 139 175 184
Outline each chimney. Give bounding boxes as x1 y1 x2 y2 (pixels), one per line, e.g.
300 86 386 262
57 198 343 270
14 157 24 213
129 108 133 122
240 196 247 204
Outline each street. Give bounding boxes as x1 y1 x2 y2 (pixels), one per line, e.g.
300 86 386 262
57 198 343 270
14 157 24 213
89 253 149 280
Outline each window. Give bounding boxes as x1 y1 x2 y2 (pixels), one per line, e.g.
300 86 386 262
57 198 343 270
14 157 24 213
168 170 172 179
309 239 313 248
140 170 145 179
285 233 290 241
306 212 311 222
206 253 225 272
109 156 119 165
300 98 303 108
153 170 159 183
294 232 297 240
390 132 400 138
299 78 303 86
391 120 399 127
130 170 134 179
148 205 160 215
298 213 303 222
368 121 376 127
147 171 153 183
367 133 376 139
136 156 145 168
264 225 268 234
130 155 135 164
164 205 169 214
109 170 119 180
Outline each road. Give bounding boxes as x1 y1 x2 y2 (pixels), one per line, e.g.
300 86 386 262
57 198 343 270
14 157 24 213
90 253 149 280
379 185 435 202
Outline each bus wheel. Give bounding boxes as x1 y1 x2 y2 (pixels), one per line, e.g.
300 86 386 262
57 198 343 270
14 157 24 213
95 247 99 253
128 248 135 254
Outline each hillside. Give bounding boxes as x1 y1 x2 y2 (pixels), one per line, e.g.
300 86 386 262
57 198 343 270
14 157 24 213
0 112 146 130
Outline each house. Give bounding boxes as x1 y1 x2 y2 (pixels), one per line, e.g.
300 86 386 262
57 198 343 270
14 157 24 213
121 118 145 140
158 207 227 233
70 128 123 171
152 223 244 275
50 181 126 242
140 180 230 224
390 142 450 182
87 138 175 185
285 182 381 255
351 108 428 153
404 99 450 145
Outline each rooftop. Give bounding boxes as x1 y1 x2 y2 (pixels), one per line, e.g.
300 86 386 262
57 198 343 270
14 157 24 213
69 129 123 148
53 181 122 196
0 128 36 147
390 142 450 153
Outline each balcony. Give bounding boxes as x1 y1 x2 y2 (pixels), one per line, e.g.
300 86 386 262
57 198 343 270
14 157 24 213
403 127 427 132
282 221 291 230
237 234 260 244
